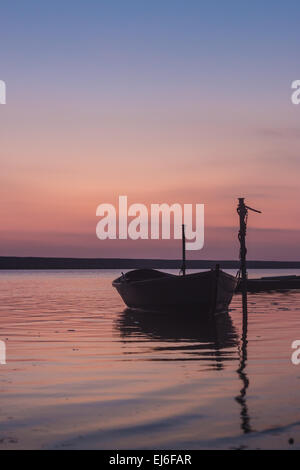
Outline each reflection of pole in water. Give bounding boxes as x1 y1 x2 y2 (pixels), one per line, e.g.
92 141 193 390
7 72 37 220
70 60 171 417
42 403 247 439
235 302 252 434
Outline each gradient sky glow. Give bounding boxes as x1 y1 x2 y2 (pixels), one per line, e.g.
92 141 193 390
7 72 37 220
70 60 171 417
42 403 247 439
1 0 300 259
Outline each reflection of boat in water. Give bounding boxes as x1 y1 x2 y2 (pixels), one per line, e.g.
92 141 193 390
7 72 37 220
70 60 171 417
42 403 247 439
117 305 253 431
113 267 238 314
117 308 238 367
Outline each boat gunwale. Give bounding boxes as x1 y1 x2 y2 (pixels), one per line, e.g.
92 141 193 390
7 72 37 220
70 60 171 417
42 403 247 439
112 268 237 287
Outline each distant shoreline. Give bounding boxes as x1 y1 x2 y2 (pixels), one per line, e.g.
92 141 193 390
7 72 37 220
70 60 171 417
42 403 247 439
1 256 300 270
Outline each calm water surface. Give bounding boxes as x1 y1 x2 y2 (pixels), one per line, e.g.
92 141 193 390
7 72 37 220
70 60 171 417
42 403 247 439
0 269 300 449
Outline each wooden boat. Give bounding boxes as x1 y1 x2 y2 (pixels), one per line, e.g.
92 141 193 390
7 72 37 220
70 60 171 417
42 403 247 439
112 266 238 314
237 275 300 292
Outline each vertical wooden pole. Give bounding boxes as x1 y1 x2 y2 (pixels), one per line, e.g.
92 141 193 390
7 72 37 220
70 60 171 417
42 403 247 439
181 224 186 276
237 198 248 315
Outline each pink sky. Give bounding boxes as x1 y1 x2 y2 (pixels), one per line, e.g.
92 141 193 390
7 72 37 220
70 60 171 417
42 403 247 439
1 100 300 259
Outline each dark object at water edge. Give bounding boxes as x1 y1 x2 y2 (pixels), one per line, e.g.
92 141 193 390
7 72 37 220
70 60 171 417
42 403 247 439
112 267 238 314
237 275 300 292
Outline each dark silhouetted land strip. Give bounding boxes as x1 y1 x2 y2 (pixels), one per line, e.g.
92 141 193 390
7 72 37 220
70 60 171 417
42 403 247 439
1 256 300 270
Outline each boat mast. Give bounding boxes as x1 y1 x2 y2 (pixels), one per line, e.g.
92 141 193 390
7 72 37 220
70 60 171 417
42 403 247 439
181 224 186 276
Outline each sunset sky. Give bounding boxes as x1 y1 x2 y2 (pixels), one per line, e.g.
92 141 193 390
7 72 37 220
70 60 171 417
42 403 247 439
1 1 300 260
